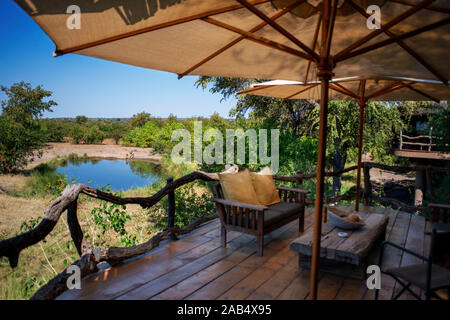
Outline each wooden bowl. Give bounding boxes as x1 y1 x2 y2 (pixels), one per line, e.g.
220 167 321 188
327 207 365 230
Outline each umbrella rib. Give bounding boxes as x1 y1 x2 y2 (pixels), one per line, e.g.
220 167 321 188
324 0 338 59
284 83 319 99
304 12 322 83
348 0 447 83
334 0 436 61
365 81 413 99
236 0 319 61
333 82 360 99
405 84 440 102
388 0 450 14
335 17 450 63
54 0 271 55
177 1 305 79
329 83 360 100
237 84 276 95
202 17 314 62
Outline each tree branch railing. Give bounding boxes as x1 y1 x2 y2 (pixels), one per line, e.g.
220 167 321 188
0 162 446 299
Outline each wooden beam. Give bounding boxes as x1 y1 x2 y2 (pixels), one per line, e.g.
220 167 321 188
405 84 440 102
54 0 271 55
202 17 314 61
347 0 447 83
177 1 305 79
388 0 450 14
337 17 450 63
334 0 436 61
236 0 319 61
284 83 319 99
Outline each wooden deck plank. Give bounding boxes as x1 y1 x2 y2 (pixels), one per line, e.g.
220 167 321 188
152 221 300 300
218 214 314 300
57 220 222 299
376 210 412 300
316 274 346 300
276 268 313 300
245 254 299 300
115 233 256 300
55 206 427 301
183 220 304 300
395 213 426 300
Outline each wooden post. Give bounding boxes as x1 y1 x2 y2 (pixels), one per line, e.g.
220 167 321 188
67 200 90 256
167 177 178 240
400 129 403 150
310 0 335 301
429 127 433 151
363 163 372 206
414 169 426 206
425 166 435 203
355 99 366 211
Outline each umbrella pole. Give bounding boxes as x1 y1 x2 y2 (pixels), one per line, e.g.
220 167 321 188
355 100 366 211
310 76 330 300
310 0 335 301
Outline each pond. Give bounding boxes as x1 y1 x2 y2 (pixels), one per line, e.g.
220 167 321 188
56 158 163 191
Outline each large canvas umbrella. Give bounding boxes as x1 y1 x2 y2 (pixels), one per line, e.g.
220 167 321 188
15 0 450 299
238 75 450 213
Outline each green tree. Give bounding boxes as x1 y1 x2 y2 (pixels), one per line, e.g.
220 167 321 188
75 115 88 124
429 106 450 152
130 111 151 128
0 82 56 172
196 76 413 196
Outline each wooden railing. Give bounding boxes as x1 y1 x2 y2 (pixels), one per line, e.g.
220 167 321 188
0 162 447 299
0 171 220 300
399 129 435 151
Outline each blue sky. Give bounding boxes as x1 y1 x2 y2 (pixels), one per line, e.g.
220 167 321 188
0 1 237 118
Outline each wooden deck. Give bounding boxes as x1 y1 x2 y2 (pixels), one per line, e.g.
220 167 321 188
57 205 431 300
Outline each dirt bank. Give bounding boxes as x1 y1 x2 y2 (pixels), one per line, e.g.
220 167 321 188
28 142 162 168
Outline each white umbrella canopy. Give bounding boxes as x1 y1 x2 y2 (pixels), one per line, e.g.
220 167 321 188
14 0 450 300
238 76 450 101
14 0 450 82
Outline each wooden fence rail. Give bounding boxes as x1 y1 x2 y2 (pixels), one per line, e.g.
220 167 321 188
0 162 447 299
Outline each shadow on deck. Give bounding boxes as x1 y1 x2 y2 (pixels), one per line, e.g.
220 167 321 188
57 205 430 300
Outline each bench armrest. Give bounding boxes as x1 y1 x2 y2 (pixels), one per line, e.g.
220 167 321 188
211 198 268 212
276 186 310 194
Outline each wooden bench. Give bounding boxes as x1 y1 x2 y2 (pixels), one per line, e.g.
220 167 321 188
290 210 389 279
212 184 309 256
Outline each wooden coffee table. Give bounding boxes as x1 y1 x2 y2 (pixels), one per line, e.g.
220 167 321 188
290 211 389 279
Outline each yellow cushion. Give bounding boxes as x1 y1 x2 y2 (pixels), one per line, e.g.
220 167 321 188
218 169 261 206
250 167 281 206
